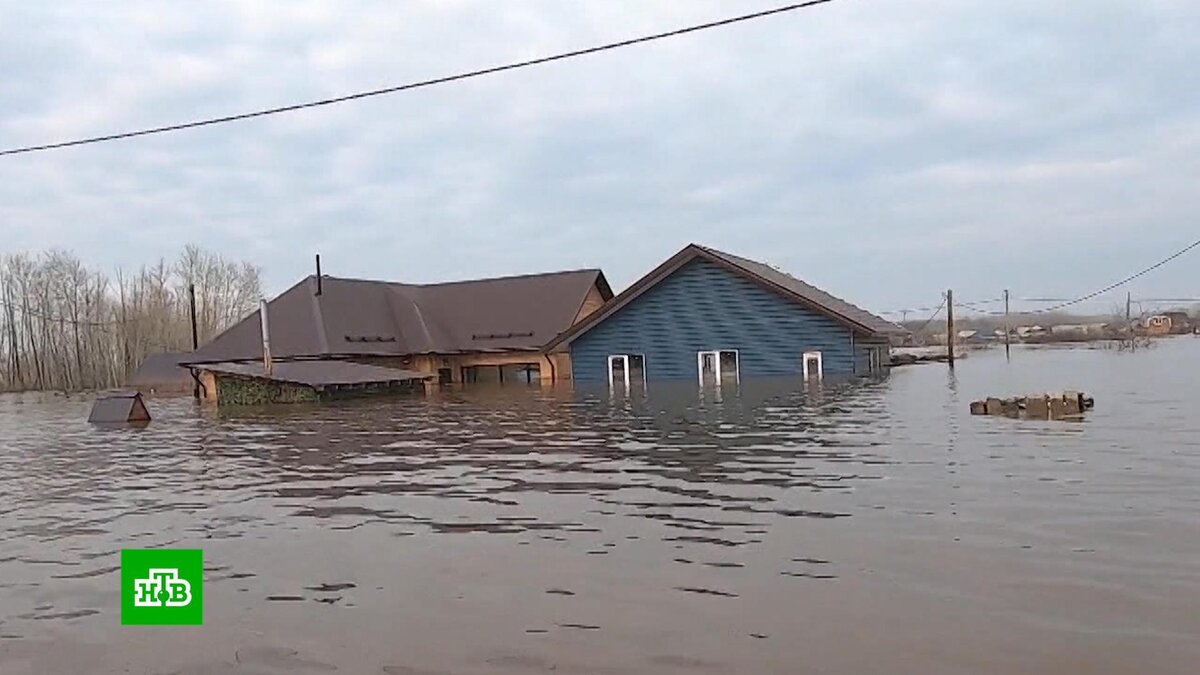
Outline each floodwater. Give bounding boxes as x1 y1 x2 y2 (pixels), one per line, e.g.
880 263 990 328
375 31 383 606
1 340 1198 675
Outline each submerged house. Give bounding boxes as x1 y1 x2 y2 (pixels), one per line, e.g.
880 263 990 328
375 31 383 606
544 244 905 388
181 268 612 404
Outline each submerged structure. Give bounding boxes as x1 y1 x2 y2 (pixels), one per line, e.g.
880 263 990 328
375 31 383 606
545 244 905 388
182 266 612 404
89 391 151 424
198 360 431 405
182 245 898 403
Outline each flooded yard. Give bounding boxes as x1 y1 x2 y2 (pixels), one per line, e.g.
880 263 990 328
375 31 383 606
1 339 1198 674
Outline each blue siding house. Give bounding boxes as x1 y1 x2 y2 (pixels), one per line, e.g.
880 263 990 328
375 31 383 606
545 244 904 387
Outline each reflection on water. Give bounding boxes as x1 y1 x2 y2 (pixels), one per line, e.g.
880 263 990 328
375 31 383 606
1 340 1199 674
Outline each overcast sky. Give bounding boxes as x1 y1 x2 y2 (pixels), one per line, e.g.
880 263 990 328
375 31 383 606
1 0 1198 318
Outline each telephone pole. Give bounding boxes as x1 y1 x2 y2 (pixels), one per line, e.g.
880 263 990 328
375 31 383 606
1126 291 1134 352
946 289 955 368
1003 289 1010 360
188 284 199 399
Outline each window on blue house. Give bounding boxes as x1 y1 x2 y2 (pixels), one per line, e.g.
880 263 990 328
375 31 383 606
697 350 739 386
803 351 823 380
607 354 646 391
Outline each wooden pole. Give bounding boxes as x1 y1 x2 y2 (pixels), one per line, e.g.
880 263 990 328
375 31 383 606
1003 289 1010 360
1126 291 1134 351
259 298 272 376
315 254 322 296
946 289 955 368
188 283 200 399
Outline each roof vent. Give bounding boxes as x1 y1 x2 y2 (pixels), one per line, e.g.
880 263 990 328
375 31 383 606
471 331 535 341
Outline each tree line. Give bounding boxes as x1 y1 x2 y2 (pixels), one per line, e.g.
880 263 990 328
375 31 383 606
0 245 261 392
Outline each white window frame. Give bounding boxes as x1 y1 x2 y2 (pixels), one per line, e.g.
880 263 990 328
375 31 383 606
608 354 630 389
607 354 647 389
697 349 740 386
802 350 823 381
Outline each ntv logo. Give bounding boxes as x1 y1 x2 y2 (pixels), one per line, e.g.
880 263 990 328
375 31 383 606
121 549 203 625
133 568 192 607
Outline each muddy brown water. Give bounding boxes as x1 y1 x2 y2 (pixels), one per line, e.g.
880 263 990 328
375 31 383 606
1 340 1198 674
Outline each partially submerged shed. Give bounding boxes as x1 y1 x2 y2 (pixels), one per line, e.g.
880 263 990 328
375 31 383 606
89 391 151 424
196 360 432 405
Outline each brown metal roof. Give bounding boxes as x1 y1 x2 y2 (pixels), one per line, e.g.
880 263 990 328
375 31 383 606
183 269 611 365
545 244 906 350
197 360 432 387
127 352 193 390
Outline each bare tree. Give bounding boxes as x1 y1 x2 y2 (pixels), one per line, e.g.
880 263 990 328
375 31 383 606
0 246 261 392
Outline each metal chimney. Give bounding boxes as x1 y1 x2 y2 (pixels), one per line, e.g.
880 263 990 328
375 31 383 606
259 298 273 376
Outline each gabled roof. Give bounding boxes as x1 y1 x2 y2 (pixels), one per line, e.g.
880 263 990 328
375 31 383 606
545 244 905 350
183 269 612 365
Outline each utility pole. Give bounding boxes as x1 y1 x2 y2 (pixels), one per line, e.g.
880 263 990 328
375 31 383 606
1003 289 1010 360
1126 291 1133 352
946 289 955 368
188 283 200 399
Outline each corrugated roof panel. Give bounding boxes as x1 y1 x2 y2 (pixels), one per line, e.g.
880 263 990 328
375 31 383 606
183 269 607 364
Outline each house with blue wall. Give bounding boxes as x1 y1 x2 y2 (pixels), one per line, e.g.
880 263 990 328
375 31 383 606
545 244 904 388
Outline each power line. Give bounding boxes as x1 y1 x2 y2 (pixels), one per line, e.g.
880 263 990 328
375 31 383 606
879 237 1198 321
0 0 840 157
910 296 947 333
937 237 1200 318
1025 237 1200 314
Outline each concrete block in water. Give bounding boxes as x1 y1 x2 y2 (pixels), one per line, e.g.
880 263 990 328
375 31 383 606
1025 395 1049 419
969 391 1093 420
1048 398 1067 420
1063 391 1083 415
985 398 1004 415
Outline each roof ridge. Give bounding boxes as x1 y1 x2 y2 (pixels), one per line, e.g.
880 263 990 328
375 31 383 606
318 268 602 288
698 244 901 328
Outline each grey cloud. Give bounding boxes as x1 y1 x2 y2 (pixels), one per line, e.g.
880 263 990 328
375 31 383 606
0 0 1197 316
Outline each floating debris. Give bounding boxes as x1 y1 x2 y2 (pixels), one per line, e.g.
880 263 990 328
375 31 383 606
969 392 1095 419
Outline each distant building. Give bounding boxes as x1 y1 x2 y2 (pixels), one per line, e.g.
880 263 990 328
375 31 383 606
956 329 985 344
545 244 906 387
1144 315 1171 336
1142 312 1190 336
1048 323 1110 341
1016 325 1048 340
1164 311 1192 334
1144 311 1191 336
